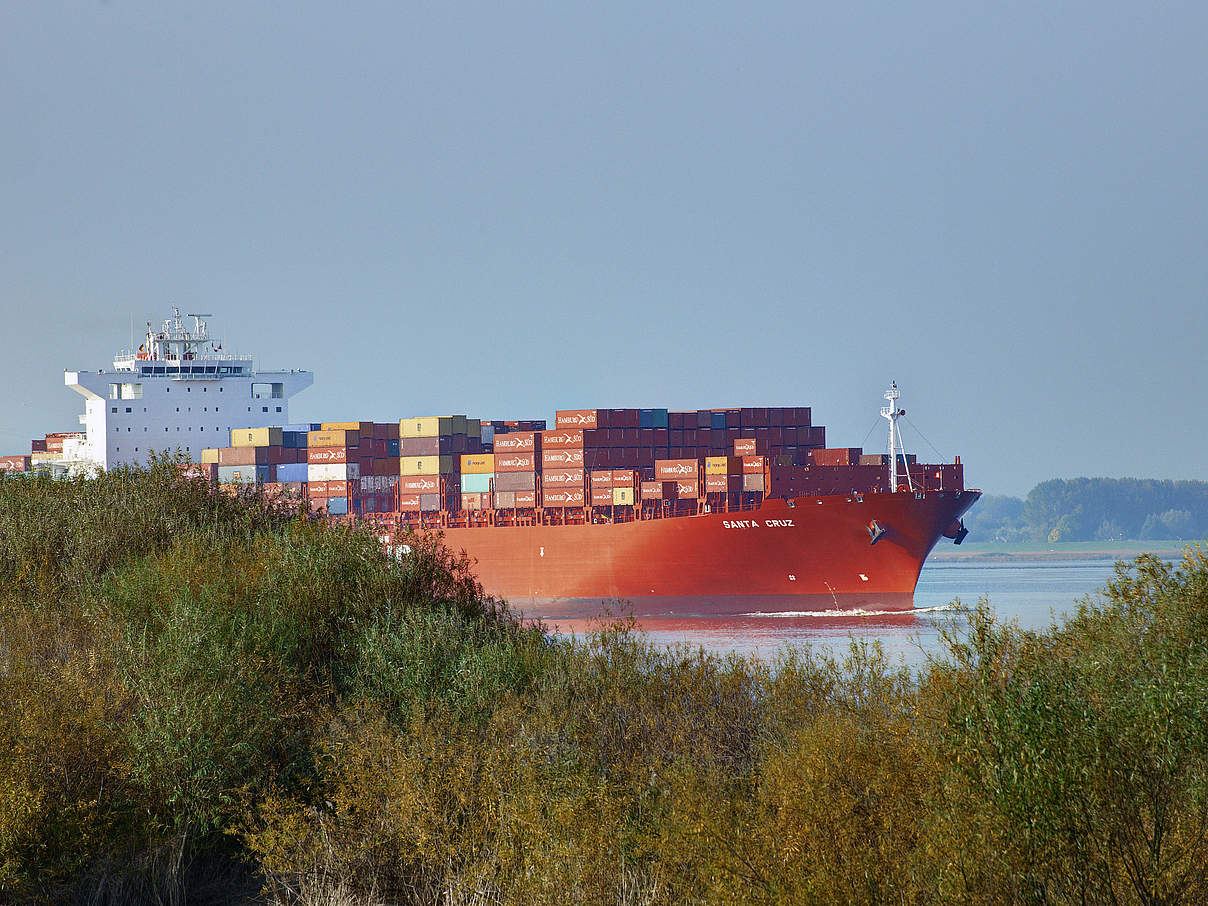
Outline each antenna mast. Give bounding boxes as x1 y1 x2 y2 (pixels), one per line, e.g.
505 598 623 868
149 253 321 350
881 382 914 492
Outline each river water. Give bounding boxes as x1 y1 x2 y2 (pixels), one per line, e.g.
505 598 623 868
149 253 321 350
539 557 1143 667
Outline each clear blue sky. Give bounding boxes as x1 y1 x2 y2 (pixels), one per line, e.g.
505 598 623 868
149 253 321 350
2 1 1204 497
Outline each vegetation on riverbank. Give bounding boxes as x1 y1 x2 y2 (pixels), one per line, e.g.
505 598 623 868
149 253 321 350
2 461 1207 905
965 477 1208 543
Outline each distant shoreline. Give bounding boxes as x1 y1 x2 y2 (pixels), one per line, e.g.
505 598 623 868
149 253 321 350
930 541 1198 563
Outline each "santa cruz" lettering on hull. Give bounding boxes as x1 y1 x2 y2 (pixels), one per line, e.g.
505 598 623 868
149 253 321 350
721 519 796 529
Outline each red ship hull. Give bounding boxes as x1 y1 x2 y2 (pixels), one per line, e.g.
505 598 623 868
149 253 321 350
420 489 979 615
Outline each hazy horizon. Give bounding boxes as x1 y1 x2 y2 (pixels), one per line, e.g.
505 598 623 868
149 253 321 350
2 2 1205 498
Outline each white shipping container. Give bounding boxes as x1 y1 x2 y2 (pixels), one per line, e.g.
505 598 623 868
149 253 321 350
308 462 361 481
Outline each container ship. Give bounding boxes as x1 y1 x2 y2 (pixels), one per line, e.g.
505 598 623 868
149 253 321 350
3 312 979 612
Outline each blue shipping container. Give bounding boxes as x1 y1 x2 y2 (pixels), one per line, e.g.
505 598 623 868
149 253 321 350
639 408 669 429
276 463 309 483
326 496 349 515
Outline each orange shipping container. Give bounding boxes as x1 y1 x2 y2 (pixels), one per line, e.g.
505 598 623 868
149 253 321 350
590 486 613 506
495 451 537 473
515 490 537 508
541 429 583 450
398 494 422 511
590 469 614 488
401 475 440 493
542 469 585 487
542 448 584 469
543 487 585 507
611 469 636 486
555 409 598 430
309 429 359 448
674 478 700 498
308 446 350 464
492 432 540 453
733 437 760 456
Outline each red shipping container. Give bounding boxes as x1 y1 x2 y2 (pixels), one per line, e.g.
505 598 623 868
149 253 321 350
515 490 537 508
307 481 329 498
742 455 767 474
543 487 585 507
590 486 613 506
327 479 354 497
555 409 598 430
542 448 584 469
654 458 699 480
493 431 540 453
541 429 584 449
398 494 422 511
542 469 585 487
401 475 440 493
590 470 614 488
611 469 636 486
496 451 537 472
0 455 31 472
308 446 350 464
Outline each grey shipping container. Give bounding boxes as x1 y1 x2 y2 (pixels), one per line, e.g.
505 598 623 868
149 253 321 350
494 471 537 492
420 493 441 512
217 464 272 485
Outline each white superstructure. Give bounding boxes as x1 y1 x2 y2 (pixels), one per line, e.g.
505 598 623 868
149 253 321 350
65 309 312 471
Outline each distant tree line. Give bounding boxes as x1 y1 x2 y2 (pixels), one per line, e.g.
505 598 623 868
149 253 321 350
965 478 1208 543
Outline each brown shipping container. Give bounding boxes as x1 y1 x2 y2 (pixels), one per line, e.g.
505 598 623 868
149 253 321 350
495 451 537 473
515 490 537 508
542 448 584 469
308 445 350 464
743 473 767 493
494 471 536 492
542 487 585 507
400 436 446 456
542 468 585 487
461 492 489 511
30 440 47 453
590 486 613 506
590 470 614 488
219 446 269 466
812 447 862 467
555 409 598 430
492 431 540 453
541 429 584 450
859 453 890 466
640 481 663 500
494 491 516 509
654 458 699 481
401 475 440 494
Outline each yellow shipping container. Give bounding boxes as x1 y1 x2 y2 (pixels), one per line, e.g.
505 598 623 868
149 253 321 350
400 415 469 438
308 429 359 448
401 455 454 476
460 454 495 474
704 455 743 476
231 427 283 448
612 486 636 506
201 448 220 464
321 421 374 434
30 452 63 464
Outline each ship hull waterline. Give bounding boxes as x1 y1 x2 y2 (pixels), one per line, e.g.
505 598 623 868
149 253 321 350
409 490 980 617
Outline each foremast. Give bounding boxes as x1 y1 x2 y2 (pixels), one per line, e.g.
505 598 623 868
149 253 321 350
880 381 913 493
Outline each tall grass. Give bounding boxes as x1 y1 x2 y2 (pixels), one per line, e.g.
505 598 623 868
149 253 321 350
2 461 1206 904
